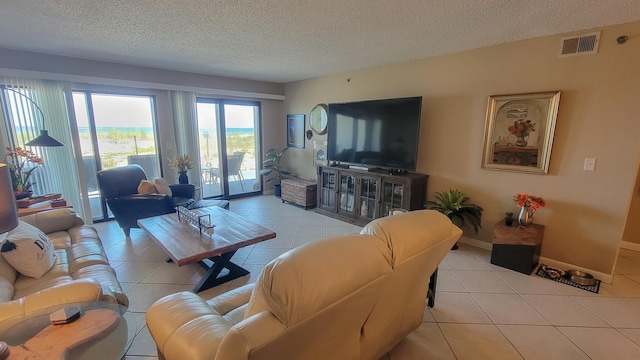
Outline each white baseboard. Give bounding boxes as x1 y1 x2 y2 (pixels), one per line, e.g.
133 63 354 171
620 241 640 252
455 236 614 284
457 236 492 251
538 256 613 284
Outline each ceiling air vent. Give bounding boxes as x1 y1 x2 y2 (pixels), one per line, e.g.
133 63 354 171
558 31 600 57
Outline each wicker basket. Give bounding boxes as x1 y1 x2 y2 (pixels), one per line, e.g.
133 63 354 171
281 178 317 209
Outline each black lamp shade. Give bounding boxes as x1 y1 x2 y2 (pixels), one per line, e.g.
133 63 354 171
25 130 64 147
0 163 19 234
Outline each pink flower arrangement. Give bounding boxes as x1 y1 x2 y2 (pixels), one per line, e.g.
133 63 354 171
5 146 44 193
513 194 546 211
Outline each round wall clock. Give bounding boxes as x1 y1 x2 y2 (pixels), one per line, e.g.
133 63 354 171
309 104 328 135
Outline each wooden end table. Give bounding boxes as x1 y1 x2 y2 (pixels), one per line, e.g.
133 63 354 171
490 221 545 274
138 206 276 292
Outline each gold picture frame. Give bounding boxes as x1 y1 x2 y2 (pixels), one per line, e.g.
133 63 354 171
481 91 561 174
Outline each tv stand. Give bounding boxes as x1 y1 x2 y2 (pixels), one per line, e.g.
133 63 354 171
315 166 428 226
348 164 374 171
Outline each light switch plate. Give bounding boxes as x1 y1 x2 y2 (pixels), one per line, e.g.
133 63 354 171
584 158 596 171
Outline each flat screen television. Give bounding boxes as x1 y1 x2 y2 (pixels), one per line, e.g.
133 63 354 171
327 96 422 171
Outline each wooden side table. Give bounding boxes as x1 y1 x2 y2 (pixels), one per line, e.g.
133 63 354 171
0 302 135 360
17 200 72 217
490 221 544 274
7 309 119 359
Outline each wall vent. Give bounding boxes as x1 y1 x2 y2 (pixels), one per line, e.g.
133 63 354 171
558 31 600 57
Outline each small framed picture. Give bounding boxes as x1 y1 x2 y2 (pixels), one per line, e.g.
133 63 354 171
314 140 327 167
287 114 305 149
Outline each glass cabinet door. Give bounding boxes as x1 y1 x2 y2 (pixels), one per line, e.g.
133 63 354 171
381 181 405 217
357 177 379 221
338 174 356 215
319 169 337 211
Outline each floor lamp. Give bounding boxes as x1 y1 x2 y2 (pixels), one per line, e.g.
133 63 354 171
0 163 19 241
3 87 64 147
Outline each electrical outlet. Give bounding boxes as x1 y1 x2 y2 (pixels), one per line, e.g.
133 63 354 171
584 158 596 171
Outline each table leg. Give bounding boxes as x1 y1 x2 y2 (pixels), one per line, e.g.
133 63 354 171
427 267 438 308
193 250 250 292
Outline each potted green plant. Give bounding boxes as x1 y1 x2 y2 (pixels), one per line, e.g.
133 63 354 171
258 147 293 197
425 189 484 250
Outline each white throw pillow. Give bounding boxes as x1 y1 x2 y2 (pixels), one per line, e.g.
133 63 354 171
154 178 173 196
0 221 56 279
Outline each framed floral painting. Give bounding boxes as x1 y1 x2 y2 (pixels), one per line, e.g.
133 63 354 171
481 91 561 174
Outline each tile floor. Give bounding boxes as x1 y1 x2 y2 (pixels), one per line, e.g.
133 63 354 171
90 195 640 360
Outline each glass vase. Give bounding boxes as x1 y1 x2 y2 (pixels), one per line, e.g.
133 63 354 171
518 206 534 226
515 136 528 147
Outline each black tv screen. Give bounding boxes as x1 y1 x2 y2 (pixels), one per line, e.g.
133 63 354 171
327 96 422 171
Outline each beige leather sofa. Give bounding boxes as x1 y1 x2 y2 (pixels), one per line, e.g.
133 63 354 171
146 210 462 360
0 209 128 327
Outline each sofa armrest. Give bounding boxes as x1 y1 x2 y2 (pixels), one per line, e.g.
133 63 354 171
0 279 102 327
208 284 254 316
215 312 286 360
169 184 195 199
107 194 175 219
20 208 84 234
147 291 233 360
107 194 172 210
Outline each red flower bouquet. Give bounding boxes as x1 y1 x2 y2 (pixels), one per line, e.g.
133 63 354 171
513 193 545 211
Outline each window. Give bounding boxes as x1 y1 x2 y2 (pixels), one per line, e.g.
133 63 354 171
72 91 159 221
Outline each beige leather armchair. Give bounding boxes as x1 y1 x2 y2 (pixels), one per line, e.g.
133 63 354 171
146 210 462 360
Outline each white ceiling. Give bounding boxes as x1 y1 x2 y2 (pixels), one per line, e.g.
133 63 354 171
0 1 638 84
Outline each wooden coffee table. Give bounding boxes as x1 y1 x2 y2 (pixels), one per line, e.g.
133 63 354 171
137 206 276 292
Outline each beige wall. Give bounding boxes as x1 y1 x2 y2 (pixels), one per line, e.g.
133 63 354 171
283 21 640 276
622 163 640 246
0 48 284 97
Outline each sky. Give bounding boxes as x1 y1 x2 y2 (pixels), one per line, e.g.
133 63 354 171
73 93 256 129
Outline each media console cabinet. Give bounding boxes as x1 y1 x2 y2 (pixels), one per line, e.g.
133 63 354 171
315 165 428 226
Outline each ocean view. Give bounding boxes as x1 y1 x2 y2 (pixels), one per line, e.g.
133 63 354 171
77 127 254 135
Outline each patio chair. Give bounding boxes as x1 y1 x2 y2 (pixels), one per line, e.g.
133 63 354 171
227 152 245 190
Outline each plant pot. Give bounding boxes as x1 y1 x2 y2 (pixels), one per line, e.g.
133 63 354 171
273 184 282 198
15 190 33 200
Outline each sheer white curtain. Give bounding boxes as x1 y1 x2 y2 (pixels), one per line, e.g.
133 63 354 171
170 91 201 188
0 77 85 219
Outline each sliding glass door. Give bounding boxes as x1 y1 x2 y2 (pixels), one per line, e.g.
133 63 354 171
72 92 158 221
197 99 261 198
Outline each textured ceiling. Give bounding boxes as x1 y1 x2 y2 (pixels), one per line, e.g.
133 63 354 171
0 1 638 83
